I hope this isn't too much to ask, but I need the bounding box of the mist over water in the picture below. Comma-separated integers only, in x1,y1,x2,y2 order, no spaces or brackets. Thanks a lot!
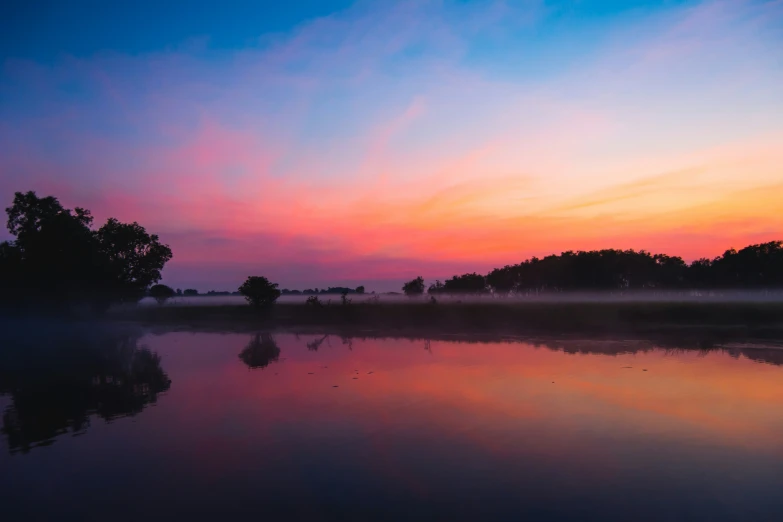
140,290,783,307
2,324,782,521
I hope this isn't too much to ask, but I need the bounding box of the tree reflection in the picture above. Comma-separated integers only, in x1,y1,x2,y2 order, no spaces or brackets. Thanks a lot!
0,324,171,454
317,329,783,367
306,335,329,352
239,333,280,369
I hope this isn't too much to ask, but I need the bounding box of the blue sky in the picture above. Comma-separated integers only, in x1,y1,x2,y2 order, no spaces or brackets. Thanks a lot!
3,1,695,60
3,0,355,59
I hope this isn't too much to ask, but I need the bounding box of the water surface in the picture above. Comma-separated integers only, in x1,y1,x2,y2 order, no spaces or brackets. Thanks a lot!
2,328,782,521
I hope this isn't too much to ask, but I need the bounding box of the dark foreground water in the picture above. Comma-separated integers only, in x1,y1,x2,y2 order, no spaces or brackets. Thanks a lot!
2,326,783,521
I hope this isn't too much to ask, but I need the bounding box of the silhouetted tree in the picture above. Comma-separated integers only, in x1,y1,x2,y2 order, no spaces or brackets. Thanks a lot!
149,284,175,305
3,192,101,310
710,241,783,288
238,333,280,369
238,276,281,308
306,295,323,307
95,218,173,305
402,276,425,296
0,191,172,313
486,266,517,296
443,273,488,294
0,240,23,301
356,285,365,294
688,258,716,289
183,289,198,296
428,280,445,294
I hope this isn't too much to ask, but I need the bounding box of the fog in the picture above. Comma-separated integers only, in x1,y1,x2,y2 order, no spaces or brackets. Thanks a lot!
138,289,783,307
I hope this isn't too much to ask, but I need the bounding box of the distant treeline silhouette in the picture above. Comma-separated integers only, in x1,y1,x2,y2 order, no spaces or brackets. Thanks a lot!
0,191,172,313
157,287,369,298
406,242,783,296
282,286,365,295
2,191,781,310
168,289,238,297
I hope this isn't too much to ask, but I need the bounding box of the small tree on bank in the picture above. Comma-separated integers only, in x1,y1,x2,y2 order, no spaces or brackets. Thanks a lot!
428,280,444,294
149,284,175,305
238,276,281,308
402,276,425,297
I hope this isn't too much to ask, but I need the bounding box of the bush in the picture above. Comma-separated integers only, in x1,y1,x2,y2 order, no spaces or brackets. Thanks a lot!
149,284,176,305
238,276,281,308
402,276,425,297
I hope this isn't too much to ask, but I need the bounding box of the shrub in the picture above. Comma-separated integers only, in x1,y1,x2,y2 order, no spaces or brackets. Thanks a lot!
238,276,281,308
149,284,176,305
402,276,425,297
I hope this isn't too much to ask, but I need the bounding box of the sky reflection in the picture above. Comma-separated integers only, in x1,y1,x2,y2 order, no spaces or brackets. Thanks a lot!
2,330,782,520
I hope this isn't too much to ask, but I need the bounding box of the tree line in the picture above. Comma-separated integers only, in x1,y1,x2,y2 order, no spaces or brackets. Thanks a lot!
2,191,781,311
403,242,783,296
282,286,365,295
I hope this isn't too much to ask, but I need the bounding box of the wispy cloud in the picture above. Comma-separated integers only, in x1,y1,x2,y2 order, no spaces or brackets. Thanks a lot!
0,0,781,288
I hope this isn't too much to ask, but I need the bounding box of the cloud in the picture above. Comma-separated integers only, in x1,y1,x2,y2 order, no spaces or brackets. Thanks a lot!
0,0,781,287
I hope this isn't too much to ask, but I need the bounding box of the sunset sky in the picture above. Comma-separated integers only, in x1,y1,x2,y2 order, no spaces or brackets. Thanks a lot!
1,0,782,291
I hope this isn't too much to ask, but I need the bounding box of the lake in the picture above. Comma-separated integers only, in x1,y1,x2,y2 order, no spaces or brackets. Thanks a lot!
2,325,783,521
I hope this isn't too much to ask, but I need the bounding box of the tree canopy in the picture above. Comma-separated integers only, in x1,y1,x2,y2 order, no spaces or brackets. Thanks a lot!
430,242,783,296
402,276,425,296
149,284,176,305
238,276,282,308
0,191,172,313
439,273,489,294
96,218,173,304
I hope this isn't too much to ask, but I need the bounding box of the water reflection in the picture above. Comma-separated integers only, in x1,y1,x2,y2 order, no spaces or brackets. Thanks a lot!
292,331,783,367
306,334,329,352
2,327,783,521
238,333,280,369
0,323,170,454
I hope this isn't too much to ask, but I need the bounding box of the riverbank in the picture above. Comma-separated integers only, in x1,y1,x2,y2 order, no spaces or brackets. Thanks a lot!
114,300,783,336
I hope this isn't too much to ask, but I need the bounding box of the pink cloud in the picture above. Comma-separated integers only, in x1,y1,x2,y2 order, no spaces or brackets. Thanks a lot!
1,0,781,288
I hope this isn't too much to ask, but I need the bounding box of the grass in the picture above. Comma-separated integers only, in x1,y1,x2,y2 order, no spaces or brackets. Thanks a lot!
115,299,783,336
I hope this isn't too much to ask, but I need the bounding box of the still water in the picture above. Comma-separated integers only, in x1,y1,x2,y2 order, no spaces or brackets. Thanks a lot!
2,326,783,521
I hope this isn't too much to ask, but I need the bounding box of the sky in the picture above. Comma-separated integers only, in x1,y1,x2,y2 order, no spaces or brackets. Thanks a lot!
1,0,782,291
